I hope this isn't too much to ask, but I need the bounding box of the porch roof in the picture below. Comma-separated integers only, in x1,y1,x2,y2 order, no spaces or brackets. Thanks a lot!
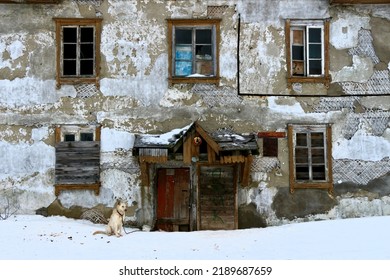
133,121,258,154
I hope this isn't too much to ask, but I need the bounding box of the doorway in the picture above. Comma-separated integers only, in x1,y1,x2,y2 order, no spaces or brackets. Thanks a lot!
156,168,190,231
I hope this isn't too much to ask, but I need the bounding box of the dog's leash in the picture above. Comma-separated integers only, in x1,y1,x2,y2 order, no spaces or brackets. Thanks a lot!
123,226,141,234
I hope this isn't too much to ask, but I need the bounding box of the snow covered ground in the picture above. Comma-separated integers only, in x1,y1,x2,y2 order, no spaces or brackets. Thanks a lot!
0,214,389,260
0,215,389,279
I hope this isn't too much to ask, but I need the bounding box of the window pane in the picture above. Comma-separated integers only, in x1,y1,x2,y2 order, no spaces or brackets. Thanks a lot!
195,61,213,75
296,133,307,146
292,29,304,45
80,60,94,75
309,28,321,43
196,45,212,59
63,27,77,43
63,60,76,75
80,27,94,43
64,134,75,142
63,44,77,59
196,29,212,44
176,29,192,44
309,44,322,59
80,44,94,59
309,60,322,75
312,149,325,163
292,45,304,60
292,61,304,76
296,166,309,180
175,61,192,76
312,165,326,180
311,132,324,147
80,133,93,141
176,45,192,60
295,148,308,163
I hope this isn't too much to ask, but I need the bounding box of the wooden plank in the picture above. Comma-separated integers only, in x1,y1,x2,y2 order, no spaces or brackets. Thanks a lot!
55,141,100,185
140,162,149,187
288,124,295,193
195,123,220,155
55,183,100,196
55,127,61,143
258,131,286,138
198,165,236,230
241,155,252,187
207,143,216,163
326,124,334,194
183,134,193,164
56,141,100,148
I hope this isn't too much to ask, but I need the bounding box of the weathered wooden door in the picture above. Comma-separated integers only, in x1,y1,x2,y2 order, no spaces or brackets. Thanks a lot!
198,165,237,230
156,168,190,231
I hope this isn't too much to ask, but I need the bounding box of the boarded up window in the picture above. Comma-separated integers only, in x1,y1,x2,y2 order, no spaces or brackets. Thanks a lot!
54,126,100,195
55,141,100,185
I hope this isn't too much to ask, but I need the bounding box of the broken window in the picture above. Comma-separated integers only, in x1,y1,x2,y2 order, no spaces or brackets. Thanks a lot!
288,124,333,194
285,19,330,88
54,125,101,196
54,18,102,88
167,19,220,85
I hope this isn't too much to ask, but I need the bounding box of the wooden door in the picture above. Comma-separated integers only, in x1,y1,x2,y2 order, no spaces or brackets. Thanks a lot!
198,165,237,230
156,168,190,231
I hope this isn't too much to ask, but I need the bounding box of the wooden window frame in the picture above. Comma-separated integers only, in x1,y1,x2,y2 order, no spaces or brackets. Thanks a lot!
54,125,101,196
54,18,102,89
167,19,221,85
285,19,330,88
288,124,333,194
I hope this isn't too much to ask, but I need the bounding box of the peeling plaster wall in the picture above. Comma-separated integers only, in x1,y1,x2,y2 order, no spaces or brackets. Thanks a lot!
0,0,389,228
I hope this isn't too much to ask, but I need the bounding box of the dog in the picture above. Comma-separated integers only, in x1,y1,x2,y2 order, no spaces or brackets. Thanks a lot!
93,199,127,237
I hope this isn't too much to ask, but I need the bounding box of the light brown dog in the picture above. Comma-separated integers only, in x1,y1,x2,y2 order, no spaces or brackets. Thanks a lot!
93,199,127,237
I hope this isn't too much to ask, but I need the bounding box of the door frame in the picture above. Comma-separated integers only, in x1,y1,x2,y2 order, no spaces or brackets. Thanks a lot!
196,163,238,230
155,167,192,231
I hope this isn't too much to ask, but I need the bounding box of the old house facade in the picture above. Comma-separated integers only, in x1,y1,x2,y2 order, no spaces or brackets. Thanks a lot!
0,0,389,230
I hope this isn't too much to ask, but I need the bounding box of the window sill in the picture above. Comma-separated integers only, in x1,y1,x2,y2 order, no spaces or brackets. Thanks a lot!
287,76,331,89
169,76,220,85
56,77,100,89
290,181,333,194
54,183,101,196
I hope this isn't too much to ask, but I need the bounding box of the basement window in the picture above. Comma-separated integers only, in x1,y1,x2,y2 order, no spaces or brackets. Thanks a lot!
285,19,330,88
167,19,220,85
54,18,102,89
54,125,101,196
288,124,333,194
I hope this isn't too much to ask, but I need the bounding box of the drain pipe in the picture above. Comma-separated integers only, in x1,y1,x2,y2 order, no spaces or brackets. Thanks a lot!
237,13,241,96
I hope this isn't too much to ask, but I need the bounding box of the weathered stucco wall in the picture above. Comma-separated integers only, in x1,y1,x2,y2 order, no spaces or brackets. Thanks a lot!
0,0,389,228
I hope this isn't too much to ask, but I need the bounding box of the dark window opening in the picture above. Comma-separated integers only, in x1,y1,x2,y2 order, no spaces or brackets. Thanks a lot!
263,137,278,157
80,132,94,141
294,131,326,182
62,26,94,77
64,134,75,142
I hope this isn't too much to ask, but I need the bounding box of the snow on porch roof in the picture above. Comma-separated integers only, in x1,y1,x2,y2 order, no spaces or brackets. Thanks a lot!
134,123,194,149
134,122,259,153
